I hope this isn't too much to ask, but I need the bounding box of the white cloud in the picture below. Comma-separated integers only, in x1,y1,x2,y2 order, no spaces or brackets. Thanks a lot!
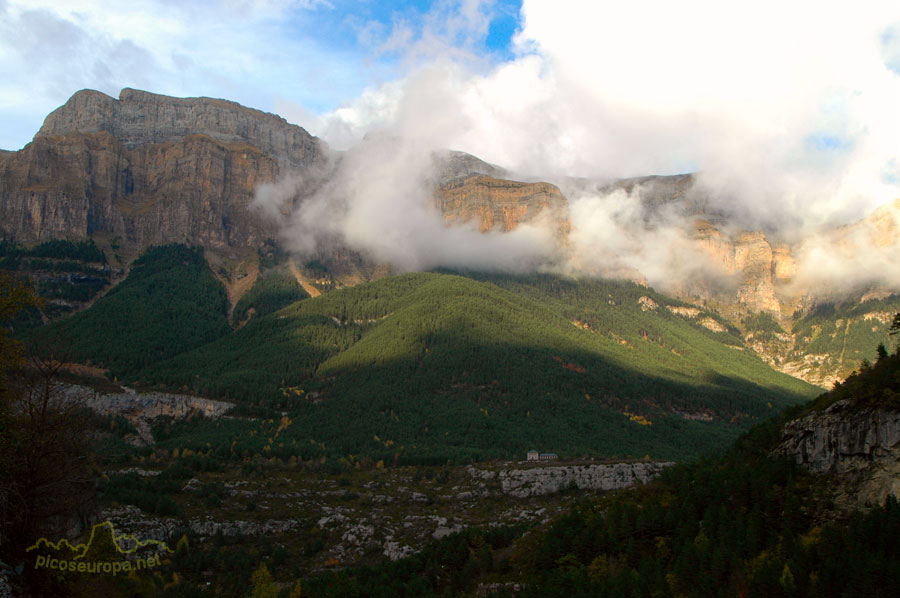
286,0,900,291
257,63,559,272
788,200,900,297
314,0,900,235
564,187,727,293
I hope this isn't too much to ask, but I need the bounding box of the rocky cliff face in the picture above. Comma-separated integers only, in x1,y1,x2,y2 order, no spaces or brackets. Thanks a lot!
434,174,570,239
0,90,812,314
730,202,900,387
587,175,900,388
778,400,900,509
1,91,567,283
37,88,320,165
693,225,787,313
578,173,797,316
0,88,327,256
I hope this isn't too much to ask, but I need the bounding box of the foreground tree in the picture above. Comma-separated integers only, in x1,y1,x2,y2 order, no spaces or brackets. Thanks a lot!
0,271,39,394
0,273,97,591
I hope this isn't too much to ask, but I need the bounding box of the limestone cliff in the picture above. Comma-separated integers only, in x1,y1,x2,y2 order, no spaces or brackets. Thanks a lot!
583,174,794,316
736,202,900,387
693,224,792,314
3,89,896,391
586,175,900,388
37,88,319,165
777,400,900,510
62,383,234,445
434,174,570,239
0,88,327,256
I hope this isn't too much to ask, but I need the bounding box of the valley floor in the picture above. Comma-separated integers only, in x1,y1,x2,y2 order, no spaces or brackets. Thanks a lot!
99,458,671,581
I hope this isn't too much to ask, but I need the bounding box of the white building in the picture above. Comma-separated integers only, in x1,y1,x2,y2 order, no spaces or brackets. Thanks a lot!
526,450,558,461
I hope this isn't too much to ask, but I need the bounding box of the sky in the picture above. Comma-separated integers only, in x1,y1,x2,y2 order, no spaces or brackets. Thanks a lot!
2,0,900,292
0,0,521,151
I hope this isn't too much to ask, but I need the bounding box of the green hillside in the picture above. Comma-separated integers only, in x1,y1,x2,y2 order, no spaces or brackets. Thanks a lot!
130,267,816,462
26,243,821,461
35,244,230,377
303,342,900,597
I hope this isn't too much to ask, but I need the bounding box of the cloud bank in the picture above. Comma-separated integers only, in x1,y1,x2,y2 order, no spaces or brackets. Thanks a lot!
308,1,900,227
269,0,900,300
255,70,559,273
789,200,900,298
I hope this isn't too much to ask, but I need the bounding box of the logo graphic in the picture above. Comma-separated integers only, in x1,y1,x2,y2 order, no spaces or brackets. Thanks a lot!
26,521,172,576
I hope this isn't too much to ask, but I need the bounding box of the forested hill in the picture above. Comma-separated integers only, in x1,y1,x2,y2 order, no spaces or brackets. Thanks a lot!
35,244,231,375
29,244,819,462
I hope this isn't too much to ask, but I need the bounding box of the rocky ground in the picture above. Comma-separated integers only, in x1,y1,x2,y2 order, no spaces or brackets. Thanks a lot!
101,459,672,573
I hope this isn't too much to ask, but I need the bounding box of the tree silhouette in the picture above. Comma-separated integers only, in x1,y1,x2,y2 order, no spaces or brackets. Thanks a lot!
890,312,900,336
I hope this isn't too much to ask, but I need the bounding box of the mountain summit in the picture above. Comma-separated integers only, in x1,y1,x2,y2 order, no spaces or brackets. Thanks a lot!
0,89,327,255
37,88,321,164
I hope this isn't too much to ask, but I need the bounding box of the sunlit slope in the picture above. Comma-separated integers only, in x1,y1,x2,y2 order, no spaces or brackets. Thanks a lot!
136,271,818,461
466,272,815,399
789,295,900,386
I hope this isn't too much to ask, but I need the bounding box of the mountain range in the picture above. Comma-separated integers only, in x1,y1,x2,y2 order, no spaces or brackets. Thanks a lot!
2,88,897,391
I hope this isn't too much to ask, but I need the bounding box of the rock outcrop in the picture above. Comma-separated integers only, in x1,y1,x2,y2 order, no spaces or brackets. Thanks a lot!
98,505,303,544
85,388,234,420
692,223,792,314
467,462,674,498
62,383,233,445
63,383,232,419
777,400,900,509
97,458,667,571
